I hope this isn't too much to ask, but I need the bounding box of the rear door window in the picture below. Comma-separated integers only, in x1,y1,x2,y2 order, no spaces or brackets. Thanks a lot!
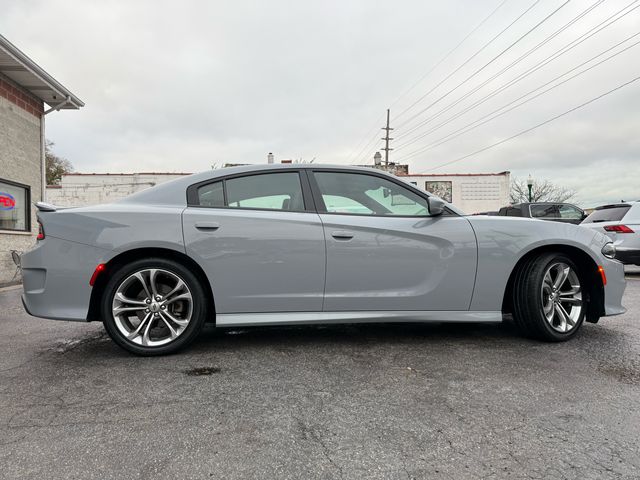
225,172,305,211
583,206,630,223
197,181,225,207
530,204,559,219
558,205,584,220
194,172,306,211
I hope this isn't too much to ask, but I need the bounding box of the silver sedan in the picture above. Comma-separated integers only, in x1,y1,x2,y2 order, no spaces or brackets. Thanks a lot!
21,164,626,355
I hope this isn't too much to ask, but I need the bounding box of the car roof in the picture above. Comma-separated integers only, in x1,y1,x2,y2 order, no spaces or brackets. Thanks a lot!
117,163,465,212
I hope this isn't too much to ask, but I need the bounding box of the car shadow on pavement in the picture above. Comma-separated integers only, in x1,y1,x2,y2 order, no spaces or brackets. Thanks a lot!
43,316,628,362
190,319,528,352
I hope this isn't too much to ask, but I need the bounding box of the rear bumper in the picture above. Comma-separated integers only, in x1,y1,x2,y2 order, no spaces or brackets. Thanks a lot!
21,236,111,322
615,247,640,265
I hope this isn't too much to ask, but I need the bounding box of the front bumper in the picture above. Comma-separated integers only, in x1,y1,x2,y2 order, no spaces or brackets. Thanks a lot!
615,247,640,266
601,256,626,316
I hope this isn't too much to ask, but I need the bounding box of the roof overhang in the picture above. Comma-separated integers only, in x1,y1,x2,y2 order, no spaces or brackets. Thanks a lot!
0,34,83,110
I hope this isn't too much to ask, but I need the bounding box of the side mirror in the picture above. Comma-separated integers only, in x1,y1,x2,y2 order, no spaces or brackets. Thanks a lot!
428,197,445,216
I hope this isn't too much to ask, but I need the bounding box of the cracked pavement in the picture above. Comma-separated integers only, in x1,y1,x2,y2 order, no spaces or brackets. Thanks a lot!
0,268,639,479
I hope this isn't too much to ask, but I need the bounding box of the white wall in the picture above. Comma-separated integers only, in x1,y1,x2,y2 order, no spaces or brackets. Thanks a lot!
47,173,189,207
400,173,510,214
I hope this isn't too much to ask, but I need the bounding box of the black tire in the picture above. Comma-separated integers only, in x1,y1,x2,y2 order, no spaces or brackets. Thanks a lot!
101,257,208,356
512,253,586,342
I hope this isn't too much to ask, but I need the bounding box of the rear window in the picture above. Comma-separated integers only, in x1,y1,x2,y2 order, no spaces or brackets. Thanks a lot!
583,205,630,223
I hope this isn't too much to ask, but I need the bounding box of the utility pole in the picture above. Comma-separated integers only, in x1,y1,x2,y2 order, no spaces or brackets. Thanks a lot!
381,108,393,166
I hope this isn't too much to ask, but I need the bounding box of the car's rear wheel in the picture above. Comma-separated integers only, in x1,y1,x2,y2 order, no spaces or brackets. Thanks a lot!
101,258,208,355
512,253,586,341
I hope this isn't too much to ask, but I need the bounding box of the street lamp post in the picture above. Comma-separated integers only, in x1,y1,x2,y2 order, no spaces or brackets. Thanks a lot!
527,174,534,202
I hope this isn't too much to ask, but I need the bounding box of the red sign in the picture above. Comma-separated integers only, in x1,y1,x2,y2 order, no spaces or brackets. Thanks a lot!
0,192,16,210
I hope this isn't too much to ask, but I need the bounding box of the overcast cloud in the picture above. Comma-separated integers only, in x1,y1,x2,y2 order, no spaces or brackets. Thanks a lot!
2,0,639,206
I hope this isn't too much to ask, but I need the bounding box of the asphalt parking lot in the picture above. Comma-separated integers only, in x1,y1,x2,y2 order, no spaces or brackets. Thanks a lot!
1,269,639,480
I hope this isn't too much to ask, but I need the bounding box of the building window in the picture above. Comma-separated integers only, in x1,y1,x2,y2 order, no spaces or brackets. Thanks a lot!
425,181,453,203
0,179,31,232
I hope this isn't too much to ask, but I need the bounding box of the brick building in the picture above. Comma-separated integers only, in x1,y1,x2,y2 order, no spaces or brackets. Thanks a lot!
0,35,83,285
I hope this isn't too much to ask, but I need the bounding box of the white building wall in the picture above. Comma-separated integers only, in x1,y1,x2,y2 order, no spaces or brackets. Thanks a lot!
47,173,190,207
400,172,510,214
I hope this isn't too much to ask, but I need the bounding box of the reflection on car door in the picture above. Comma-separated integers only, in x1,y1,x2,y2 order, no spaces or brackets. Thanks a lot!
310,170,478,312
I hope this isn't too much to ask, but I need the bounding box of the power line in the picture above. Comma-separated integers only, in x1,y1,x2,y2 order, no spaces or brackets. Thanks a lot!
420,74,640,172
394,0,640,152
395,0,605,143
395,31,640,162
389,0,511,114
348,0,511,163
394,0,568,130
393,0,543,123
348,113,386,163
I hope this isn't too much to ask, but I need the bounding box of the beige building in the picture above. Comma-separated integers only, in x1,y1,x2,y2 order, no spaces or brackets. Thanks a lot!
0,35,83,285
399,172,511,214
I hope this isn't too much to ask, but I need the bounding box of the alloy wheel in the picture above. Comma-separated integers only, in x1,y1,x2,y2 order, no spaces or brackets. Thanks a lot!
540,262,583,333
112,268,193,346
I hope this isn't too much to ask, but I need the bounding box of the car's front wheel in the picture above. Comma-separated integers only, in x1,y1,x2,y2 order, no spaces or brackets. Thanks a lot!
101,258,208,355
512,253,586,341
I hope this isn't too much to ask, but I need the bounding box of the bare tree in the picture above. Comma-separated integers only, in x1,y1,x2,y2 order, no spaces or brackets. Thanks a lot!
510,177,576,204
45,140,74,185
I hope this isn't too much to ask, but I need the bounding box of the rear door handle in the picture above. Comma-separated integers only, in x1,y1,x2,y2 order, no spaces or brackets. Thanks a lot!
194,221,220,231
331,231,354,240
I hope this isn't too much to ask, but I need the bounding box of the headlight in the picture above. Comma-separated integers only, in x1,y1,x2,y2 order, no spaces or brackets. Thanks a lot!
601,242,616,259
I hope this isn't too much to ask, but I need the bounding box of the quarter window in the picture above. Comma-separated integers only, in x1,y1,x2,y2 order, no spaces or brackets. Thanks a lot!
0,179,30,232
313,172,430,216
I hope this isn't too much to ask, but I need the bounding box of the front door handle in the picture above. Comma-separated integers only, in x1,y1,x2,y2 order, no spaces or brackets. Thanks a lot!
331,231,354,240
194,221,220,231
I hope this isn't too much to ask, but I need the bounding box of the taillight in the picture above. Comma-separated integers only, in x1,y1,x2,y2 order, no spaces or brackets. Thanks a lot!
37,220,45,240
603,225,634,233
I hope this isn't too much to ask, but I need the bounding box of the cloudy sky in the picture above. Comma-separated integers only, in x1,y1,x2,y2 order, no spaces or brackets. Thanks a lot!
2,0,639,206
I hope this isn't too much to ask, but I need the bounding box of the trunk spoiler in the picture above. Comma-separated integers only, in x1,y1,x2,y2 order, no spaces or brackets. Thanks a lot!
35,201,63,212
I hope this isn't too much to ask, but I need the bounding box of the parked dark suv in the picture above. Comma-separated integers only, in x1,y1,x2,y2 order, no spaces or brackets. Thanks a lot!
496,203,586,225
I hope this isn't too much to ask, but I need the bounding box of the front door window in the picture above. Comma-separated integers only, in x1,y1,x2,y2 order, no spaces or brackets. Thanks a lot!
313,172,430,216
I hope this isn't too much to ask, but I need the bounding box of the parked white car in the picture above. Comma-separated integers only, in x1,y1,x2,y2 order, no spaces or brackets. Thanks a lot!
582,201,640,266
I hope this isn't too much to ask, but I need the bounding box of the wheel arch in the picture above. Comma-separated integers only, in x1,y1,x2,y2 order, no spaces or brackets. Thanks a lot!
87,247,215,322
501,244,604,323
